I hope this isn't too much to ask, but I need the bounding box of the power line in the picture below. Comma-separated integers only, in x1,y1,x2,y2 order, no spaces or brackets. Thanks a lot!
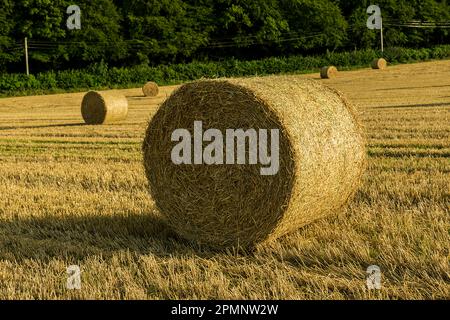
384,20,450,28
16,19,446,54
206,33,326,49
0,46,23,53
205,26,359,47
24,27,342,47
19,30,330,52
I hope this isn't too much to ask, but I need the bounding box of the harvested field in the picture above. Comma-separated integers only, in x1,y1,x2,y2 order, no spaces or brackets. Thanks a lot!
0,61,449,299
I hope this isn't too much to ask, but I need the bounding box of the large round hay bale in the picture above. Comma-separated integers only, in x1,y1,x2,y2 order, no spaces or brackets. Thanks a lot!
142,81,159,97
320,66,338,79
81,91,128,125
371,58,387,70
143,76,366,249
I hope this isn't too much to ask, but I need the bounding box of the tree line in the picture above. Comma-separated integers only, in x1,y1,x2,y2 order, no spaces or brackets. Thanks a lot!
1,0,449,73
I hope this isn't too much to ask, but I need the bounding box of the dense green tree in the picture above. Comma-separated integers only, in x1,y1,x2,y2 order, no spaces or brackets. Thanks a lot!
1,0,125,71
206,0,289,56
280,0,348,53
0,0,20,72
341,0,450,49
64,0,126,65
0,0,449,73
121,0,213,64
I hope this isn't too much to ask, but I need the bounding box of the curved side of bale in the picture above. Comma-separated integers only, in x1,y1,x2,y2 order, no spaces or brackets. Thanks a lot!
372,58,387,70
142,76,366,248
227,77,366,243
320,66,338,79
143,81,159,97
81,91,128,125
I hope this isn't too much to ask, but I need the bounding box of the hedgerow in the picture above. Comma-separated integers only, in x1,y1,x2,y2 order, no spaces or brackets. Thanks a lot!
1,45,450,96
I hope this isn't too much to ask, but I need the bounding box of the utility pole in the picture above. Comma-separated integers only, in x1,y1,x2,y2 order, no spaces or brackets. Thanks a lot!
24,37,29,76
367,5,384,52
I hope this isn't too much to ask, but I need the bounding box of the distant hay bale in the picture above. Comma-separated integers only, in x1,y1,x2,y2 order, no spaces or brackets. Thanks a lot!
81,91,128,125
142,76,366,249
372,58,387,70
320,66,338,79
142,81,159,97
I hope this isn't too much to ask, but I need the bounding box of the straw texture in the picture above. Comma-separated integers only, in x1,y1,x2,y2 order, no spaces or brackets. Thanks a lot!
143,82,159,97
372,58,387,70
81,91,128,125
143,76,366,248
320,66,338,79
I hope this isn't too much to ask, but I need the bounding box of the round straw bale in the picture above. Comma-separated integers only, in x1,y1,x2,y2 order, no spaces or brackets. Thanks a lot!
142,76,366,249
81,91,128,125
142,81,159,97
320,66,338,79
371,58,387,70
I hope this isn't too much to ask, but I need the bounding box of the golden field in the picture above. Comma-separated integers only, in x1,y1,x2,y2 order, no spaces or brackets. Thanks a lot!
0,60,448,299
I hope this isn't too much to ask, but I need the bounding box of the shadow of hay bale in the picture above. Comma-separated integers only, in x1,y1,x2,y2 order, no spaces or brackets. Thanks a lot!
0,123,87,131
0,211,259,263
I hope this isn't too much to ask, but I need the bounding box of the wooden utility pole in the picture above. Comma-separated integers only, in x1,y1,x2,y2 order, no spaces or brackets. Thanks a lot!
24,37,29,76
380,18,384,52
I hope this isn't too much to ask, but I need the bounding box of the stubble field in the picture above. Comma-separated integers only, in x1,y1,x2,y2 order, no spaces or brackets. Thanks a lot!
0,60,449,299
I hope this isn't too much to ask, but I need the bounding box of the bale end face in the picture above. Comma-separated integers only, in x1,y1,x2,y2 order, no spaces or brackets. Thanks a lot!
320,66,338,79
372,58,387,70
81,91,128,125
143,82,159,97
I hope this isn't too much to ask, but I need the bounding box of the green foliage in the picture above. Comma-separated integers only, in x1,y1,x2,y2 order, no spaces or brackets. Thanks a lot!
121,0,213,64
279,0,348,51
1,45,449,96
1,0,449,73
